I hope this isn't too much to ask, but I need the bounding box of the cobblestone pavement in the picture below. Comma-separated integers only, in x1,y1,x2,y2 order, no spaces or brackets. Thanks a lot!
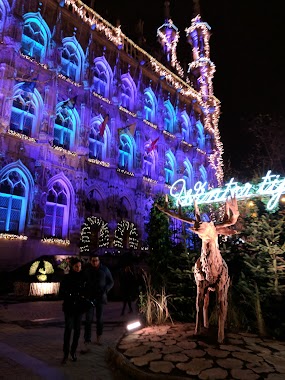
1,300,285,380
0,300,132,379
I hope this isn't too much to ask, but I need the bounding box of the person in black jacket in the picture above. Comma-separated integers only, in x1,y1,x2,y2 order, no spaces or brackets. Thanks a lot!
119,265,136,315
83,254,114,347
60,257,88,364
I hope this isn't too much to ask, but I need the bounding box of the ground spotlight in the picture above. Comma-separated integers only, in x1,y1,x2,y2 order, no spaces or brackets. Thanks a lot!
126,320,142,332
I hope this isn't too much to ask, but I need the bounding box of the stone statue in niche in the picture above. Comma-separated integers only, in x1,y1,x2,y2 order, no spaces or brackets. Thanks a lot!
156,196,240,343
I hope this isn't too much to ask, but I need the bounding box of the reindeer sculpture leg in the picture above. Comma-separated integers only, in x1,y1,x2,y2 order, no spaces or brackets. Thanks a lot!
217,273,230,343
195,284,205,336
203,289,210,329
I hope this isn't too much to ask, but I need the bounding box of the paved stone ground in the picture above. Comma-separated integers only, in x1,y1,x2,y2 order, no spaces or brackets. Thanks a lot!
1,300,285,379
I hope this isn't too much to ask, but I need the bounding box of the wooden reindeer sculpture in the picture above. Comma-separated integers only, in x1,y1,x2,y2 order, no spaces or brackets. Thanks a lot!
156,196,239,343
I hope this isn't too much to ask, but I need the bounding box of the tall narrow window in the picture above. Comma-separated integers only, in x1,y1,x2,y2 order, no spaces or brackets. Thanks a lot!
165,153,174,185
61,44,79,81
118,134,132,170
144,90,156,122
53,107,74,150
0,171,26,234
10,92,36,137
89,121,105,160
21,14,50,62
43,181,68,238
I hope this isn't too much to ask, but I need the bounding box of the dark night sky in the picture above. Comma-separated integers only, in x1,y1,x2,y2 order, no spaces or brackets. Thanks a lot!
91,0,284,171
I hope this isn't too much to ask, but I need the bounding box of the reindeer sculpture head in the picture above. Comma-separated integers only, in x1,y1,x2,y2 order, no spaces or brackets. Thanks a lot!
156,196,239,343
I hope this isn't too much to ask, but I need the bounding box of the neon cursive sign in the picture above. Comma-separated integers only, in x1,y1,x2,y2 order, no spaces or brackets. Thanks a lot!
170,171,285,211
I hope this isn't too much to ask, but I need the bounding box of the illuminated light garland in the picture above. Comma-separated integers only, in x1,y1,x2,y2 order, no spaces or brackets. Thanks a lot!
20,53,48,69
116,168,135,177
57,73,81,87
118,106,137,118
51,145,77,156
80,216,109,253
157,19,184,78
7,130,36,142
29,282,60,296
0,233,28,240
88,158,110,167
196,148,206,155
143,176,158,184
92,91,112,104
113,220,139,249
163,130,176,139
143,119,158,129
165,184,172,189
41,237,70,246
64,0,123,47
181,141,193,148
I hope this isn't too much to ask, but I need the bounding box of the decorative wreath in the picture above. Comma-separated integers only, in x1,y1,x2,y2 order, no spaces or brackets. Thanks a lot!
113,220,139,249
80,216,109,254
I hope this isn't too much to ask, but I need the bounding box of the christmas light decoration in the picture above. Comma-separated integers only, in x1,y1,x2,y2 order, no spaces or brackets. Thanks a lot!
20,53,48,69
143,119,158,130
7,130,36,142
29,282,60,296
114,220,139,249
29,260,54,282
80,216,109,253
88,158,110,167
116,168,135,177
143,176,158,184
163,130,176,139
92,91,112,104
119,106,137,118
51,145,77,156
57,73,81,87
169,170,285,212
41,237,70,246
0,233,28,240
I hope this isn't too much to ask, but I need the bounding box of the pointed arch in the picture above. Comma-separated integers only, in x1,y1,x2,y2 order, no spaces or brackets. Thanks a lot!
118,133,136,171
60,35,85,82
89,114,110,161
21,12,51,62
0,160,34,234
164,99,176,134
43,173,74,239
114,220,139,249
199,165,208,184
183,158,194,189
10,83,43,137
196,120,205,150
144,87,157,123
165,150,176,185
121,72,137,111
92,56,113,98
54,101,80,150
180,110,191,142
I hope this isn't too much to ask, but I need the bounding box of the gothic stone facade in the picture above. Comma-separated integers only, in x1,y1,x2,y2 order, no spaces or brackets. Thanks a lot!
0,0,223,270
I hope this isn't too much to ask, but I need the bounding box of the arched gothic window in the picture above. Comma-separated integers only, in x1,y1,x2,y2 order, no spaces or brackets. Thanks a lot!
183,159,194,190
54,106,76,151
196,120,205,150
118,134,133,171
0,170,28,234
121,74,136,111
21,13,50,62
60,37,84,82
181,111,191,142
43,181,69,239
164,100,176,134
10,92,36,136
165,152,175,185
144,89,156,122
0,0,9,38
89,116,109,160
92,57,113,98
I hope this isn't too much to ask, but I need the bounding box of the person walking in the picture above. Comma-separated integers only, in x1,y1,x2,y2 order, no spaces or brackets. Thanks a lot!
119,265,136,315
60,257,88,364
83,254,114,347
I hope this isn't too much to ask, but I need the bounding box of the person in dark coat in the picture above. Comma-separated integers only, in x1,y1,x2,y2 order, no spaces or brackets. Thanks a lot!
60,257,88,364
83,254,114,347
119,265,136,315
